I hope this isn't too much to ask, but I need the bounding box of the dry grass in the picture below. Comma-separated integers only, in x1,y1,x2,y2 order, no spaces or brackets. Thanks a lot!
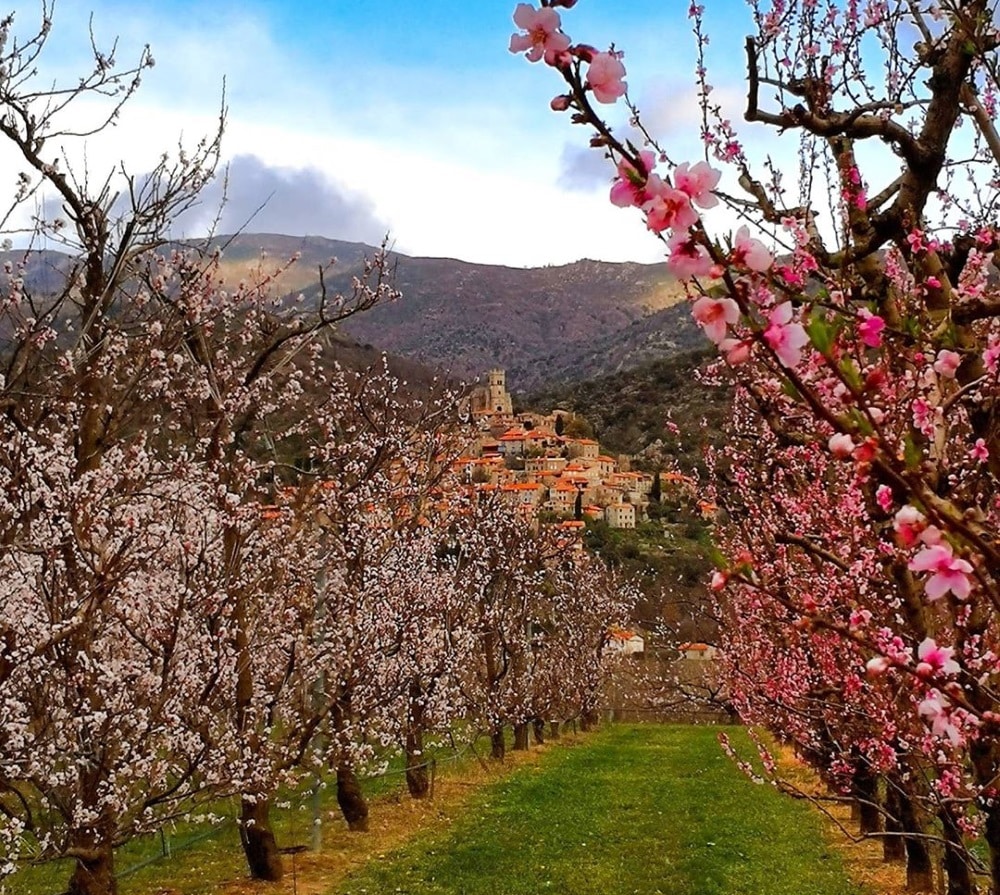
776,748,915,895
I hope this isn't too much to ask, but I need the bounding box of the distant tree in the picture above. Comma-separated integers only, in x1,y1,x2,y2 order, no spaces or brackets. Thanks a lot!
650,471,662,503
564,415,595,439
555,414,565,436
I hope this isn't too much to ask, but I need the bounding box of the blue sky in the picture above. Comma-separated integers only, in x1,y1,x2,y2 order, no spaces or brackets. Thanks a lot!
6,0,759,266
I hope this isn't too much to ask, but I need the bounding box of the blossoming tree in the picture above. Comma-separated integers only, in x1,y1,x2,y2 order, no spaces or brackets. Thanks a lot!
511,2,1000,891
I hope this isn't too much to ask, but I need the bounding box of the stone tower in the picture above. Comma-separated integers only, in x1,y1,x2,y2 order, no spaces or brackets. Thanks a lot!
486,368,513,415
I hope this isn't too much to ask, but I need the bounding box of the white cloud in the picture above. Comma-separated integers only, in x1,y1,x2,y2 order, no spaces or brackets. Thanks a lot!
0,1,757,267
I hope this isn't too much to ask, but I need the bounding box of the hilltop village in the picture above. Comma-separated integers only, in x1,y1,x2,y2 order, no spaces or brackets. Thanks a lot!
458,369,684,533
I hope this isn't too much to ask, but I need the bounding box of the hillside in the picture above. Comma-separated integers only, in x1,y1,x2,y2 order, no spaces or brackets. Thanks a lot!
525,348,733,475
192,234,700,390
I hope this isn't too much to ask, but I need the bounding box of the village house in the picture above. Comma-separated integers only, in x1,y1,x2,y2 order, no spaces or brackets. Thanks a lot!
501,481,545,512
678,642,718,661
604,501,636,529
525,455,567,476
566,437,600,459
608,627,645,656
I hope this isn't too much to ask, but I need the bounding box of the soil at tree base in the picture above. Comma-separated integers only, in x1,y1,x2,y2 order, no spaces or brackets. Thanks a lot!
776,747,911,895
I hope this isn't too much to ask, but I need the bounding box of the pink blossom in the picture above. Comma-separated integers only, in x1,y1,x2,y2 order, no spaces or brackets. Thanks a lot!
710,570,728,591
674,161,720,209
933,349,961,378
916,637,961,677
642,175,698,232
763,302,809,368
984,338,1000,374
912,397,934,437
731,226,772,272
610,151,655,208
719,337,751,365
509,4,571,64
865,656,891,676
666,231,713,279
828,433,855,459
849,608,872,630
876,484,893,512
970,438,989,462
857,310,885,348
908,542,973,601
692,295,739,343
586,51,627,104
918,691,964,747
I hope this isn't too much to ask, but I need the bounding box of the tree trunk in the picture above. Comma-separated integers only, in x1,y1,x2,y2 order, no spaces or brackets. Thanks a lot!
490,727,505,760
580,709,598,731
981,802,1000,895
513,722,529,751
970,739,1000,895
405,681,430,799
941,807,972,895
67,837,116,895
850,760,881,835
239,796,283,882
336,764,369,831
405,728,429,799
882,783,907,863
532,717,545,745
894,784,933,893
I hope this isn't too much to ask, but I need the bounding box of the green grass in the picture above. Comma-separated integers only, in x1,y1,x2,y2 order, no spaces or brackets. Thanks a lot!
339,725,869,895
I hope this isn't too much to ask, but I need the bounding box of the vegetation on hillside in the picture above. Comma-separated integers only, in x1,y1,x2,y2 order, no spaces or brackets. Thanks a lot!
524,347,732,475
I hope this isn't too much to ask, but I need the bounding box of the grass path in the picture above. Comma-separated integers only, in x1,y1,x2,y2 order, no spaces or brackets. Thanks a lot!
337,725,870,895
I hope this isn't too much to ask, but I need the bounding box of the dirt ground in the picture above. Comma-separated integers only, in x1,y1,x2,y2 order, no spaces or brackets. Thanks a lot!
777,749,919,895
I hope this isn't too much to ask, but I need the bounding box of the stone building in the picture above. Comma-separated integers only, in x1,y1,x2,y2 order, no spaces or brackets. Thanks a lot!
469,368,513,416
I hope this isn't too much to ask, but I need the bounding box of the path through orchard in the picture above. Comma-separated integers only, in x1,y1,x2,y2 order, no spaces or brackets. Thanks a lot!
334,725,877,895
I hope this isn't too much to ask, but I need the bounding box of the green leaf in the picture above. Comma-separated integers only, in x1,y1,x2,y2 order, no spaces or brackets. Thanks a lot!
838,358,863,392
903,434,923,470
781,377,803,401
849,408,874,437
805,315,834,356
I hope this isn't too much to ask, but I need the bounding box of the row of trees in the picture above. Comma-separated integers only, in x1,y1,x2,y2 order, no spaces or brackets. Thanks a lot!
512,0,999,892
0,10,635,894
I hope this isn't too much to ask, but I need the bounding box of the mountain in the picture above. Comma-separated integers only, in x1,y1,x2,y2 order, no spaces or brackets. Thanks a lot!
4,233,706,390
200,234,702,390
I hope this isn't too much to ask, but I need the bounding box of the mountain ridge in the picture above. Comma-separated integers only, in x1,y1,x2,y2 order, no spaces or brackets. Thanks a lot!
3,232,705,390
